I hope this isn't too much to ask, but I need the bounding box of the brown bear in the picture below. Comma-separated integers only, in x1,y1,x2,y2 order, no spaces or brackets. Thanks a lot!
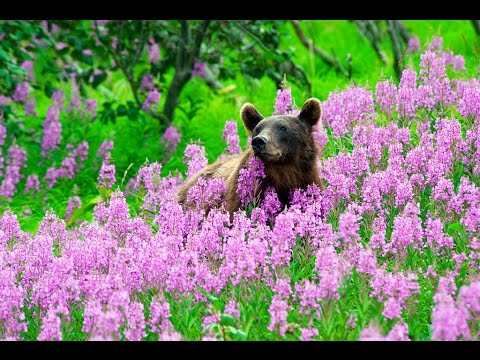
177,97,324,215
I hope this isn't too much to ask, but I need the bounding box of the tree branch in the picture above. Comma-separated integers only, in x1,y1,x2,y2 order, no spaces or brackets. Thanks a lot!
93,21,167,124
395,20,413,43
291,20,349,77
354,20,387,64
386,20,404,79
192,20,211,60
472,20,480,36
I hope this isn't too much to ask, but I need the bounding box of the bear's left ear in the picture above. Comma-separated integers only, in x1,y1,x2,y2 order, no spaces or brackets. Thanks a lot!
298,98,322,127
240,103,264,134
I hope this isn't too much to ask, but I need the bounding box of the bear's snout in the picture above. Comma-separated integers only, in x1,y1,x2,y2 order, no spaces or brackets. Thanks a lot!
252,136,267,156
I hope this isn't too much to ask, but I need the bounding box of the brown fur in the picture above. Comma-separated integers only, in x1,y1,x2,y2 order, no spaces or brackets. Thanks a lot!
177,98,325,217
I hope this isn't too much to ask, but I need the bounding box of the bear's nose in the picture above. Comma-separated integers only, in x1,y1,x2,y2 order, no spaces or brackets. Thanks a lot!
252,136,267,155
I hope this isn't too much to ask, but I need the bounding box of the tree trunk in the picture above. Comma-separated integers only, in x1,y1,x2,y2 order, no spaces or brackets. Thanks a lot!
162,71,190,125
473,20,480,35
386,20,404,79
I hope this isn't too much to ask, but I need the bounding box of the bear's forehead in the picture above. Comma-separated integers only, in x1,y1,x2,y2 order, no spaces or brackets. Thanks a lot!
258,115,298,125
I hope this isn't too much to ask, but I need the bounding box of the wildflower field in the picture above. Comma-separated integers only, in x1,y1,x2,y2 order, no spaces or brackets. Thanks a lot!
1,20,480,341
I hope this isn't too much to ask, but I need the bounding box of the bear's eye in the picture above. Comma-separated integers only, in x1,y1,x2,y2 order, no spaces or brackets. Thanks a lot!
280,125,287,132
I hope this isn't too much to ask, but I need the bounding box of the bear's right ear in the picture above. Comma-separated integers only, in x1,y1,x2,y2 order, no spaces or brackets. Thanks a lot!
240,103,264,134
299,98,322,127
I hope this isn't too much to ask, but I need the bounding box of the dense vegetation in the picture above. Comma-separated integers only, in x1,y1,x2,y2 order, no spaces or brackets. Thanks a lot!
0,20,479,341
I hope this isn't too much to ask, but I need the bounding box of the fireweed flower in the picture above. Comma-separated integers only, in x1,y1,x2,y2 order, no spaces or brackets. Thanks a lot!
237,156,266,208
431,282,470,341
0,95,12,106
183,143,208,179
370,269,420,320
13,82,29,103
24,174,40,194
375,80,397,115
149,42,160,64
41,105,62,158
51,90,65,109
84,99,98,117
300,327,318,341
0,145,27,200
192,61,206,78
267,295,290,336
162,125,181,159
21,60,34,82
274,87,292,115
140,74,154,91
65,196,82,222
429,36,443,51
97,140,113,161
407,37,420,54
396,69,417,120
98,154,116,188
222,121,241,155
323,86,375,136
142,88,160,111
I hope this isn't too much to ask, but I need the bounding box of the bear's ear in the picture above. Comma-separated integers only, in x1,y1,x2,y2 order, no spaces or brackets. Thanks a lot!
240,103,264,134
298,98,322,127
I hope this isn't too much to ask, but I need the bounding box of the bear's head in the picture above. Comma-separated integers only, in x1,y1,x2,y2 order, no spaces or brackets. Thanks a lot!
240,98,322,165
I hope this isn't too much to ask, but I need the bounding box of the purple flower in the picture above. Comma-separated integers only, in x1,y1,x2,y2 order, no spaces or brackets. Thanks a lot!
300,327,318,341
41,105,62,158
142,88,160,112
161,125,181,159
149,42,160,64
370,269,420,320
44,167,59,189
192,61,206,78
140,74,154,92
24,97,37,117
37,309,62,341
125,302,146,341
65,196,82,222
376,80,397,116
51,90,65,109
431,283,470,341
56,42,68,51
407,37,420,54
429,36,443,51
0,145,27,200
183,143,208,179
0,95,12,106
261,186,282,221
451,55,466,72
21,60,35,82
13,83,29,103
396,69,417,119
237,156,265,208
274,87,292,115
222,121,241,155
97,140,113,161
186,176,226,210
98,154,116,188
267,295,290,336
24,174,40,194
84,99,98,117
323,86,374,136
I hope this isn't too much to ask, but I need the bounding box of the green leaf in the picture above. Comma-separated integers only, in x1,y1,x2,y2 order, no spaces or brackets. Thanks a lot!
228,327,247,341
220,314,236,327
447,222,463,234
206,293,219,303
